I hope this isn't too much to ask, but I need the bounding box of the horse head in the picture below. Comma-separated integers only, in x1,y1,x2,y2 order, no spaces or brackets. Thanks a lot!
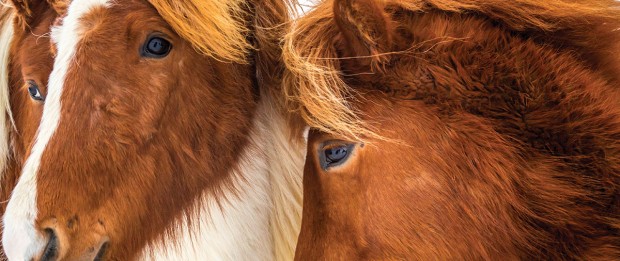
286,0,620,259
3,0,304,260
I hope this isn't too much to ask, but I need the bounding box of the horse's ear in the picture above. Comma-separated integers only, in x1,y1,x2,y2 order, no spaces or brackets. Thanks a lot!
46,0,67,16
8,0,44,28
8,0,63,29
334,0,393,65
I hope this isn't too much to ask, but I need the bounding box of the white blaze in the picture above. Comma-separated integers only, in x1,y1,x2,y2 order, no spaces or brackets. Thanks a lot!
0,9,16,185
2,0,110,259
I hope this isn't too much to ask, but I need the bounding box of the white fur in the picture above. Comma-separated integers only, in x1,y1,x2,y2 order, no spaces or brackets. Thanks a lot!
2,0,111,260
263,94,306,261
0,8,15,187
139,94,305,261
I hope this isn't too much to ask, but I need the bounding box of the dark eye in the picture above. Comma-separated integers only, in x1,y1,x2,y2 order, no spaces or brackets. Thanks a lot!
142,36,172,58
27,80,44,101
319,142,355,170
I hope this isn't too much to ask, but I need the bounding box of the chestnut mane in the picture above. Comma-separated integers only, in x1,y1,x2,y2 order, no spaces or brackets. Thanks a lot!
148,0,297,64
148,0,251,63
283,0,620,140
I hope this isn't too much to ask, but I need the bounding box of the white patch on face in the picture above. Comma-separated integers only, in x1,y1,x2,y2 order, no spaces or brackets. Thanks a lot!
2,0,110,259
0,10,15,182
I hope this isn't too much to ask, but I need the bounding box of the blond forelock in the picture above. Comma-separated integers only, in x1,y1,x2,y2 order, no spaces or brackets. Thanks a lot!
148,0,253,63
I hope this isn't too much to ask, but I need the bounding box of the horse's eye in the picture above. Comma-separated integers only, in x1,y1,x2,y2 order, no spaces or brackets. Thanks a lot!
142,36,172,58
27,80,44,101
319,142,355,170
326,146,348,162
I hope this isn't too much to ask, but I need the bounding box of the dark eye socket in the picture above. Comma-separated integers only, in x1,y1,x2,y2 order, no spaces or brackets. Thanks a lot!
27,80,44,101
141,35,172,58
319,142,355,170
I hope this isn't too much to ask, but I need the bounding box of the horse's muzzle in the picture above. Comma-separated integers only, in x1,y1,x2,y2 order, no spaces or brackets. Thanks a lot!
38,228,109,261
40,229,59,261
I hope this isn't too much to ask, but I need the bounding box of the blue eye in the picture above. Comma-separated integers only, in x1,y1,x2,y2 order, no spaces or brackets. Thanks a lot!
27,80,44,101
142,36,172,58
325,146,348,163
319,142,355,170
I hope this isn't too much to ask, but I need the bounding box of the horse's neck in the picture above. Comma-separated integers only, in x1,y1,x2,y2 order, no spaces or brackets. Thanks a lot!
140,92,305,261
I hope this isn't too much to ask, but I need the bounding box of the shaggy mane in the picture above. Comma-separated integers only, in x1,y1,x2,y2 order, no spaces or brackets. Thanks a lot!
283,0,620,140
148,0,299,64
147,0,252,63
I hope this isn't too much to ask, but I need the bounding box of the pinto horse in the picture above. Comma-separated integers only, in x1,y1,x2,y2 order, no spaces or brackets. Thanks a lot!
2,0,305,260
284,0,620,259
0,0,62,257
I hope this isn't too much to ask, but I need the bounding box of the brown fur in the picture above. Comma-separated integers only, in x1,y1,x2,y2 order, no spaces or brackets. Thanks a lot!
9,0,65,29
17,0,299,260
0,0,56,258
286,0,620,259
283,0,620,141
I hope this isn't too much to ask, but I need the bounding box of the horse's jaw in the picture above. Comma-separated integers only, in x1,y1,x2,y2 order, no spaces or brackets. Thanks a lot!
138,93,305,261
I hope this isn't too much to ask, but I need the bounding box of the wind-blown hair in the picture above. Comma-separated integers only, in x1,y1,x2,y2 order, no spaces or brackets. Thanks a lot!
283,0,620,141
148,0,251,63
148,0,296,64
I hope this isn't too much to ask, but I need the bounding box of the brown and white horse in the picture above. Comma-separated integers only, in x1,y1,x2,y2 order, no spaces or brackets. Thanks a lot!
3,0,305,260
0,0,62,257
284,0,620,259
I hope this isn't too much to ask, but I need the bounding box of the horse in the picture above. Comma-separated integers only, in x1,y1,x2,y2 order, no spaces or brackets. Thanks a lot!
0,0,62,257
2,0,306,260
284,0,620,259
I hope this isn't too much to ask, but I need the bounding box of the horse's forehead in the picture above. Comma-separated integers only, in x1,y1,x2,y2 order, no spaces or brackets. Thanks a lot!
50,0,111,45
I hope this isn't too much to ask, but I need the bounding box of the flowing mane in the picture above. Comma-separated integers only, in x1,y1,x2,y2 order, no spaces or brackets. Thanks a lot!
283,0,620,140
0,4,15,181
148,0,298,64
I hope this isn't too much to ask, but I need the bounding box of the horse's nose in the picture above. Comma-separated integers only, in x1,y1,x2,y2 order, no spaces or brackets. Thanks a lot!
41,229,59,261
38,228,109,261
93,241,109,261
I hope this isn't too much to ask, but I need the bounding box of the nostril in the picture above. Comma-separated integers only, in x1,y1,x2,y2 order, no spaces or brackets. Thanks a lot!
41,229,59,261
93,241,109,261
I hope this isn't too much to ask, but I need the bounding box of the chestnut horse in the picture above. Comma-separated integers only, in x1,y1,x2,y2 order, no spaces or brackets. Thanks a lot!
0,0,62,258
284,0,620,259
2,0,305,260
